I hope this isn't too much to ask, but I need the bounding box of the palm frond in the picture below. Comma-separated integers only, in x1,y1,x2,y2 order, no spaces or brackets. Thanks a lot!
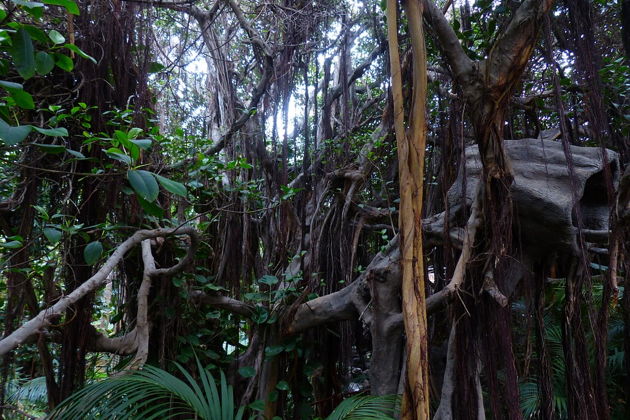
325,394,400,420
48,364,243,420
7,376,48,406
519,381,540,419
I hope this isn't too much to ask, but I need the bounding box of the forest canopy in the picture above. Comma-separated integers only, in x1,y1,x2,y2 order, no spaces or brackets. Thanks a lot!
0,0,629,419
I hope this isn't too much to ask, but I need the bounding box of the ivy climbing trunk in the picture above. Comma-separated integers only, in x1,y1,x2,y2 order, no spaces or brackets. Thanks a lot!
387,0,430,418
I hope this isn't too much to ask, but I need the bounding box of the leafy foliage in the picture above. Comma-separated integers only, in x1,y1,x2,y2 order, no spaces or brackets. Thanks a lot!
323,394,400,420
48,360,245,420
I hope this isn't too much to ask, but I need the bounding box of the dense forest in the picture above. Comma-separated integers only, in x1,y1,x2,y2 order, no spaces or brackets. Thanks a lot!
0,0,629,418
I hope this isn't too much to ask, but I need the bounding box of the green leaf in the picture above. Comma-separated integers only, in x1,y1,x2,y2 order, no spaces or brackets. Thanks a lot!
66,148,85,158
136,194,164,218
258,275,279,286
11,28,35,79
153,173,187,198
41,0,79,15
35,51,55,75
325,395,400,420
0,80,23,90
53,53,73,71
32,205,49,220
0,119,31,145
104,149,132,165
48,29,65,44
128,127,142,139
22,25,48,43
64,44,96,63
9,88,34,109
128,170,159,202
238,367,256,378
251,306,269,324
0,240,22,248
31,126,68,136
148,62,165,73
130,138,152,149
276,380,289,391
34,143,66,154
43,227,62,244
264,345,284,357
249,400,266,411
83,241,103,265
113,129,131,148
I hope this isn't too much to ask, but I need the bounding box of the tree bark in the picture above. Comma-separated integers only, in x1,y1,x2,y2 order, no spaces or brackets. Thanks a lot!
388,0,430,417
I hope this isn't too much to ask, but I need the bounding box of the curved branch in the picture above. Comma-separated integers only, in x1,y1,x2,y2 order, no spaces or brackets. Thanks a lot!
0,226,198,357
287,284,359,334
422,0,474,83
190,292,256,317
426,185,483,312
486,0,554,88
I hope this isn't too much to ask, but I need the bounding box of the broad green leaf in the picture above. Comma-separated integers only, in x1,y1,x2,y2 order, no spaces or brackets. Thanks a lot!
41,0,79,15
0,119,31,145
128,127,142,139
148,62,165,73
31,126,68,136
0,240,22,248
64,44,96,63
258,274,279,286
47,29,65,44
104,149,131,165
128,169,159,202
238,367,256,378
9,88,34,109
128,143,139,161
0,80,23,90
153,173,187,198
11,28,35,79
113,130,131,148
22,25,47,43
53,53,73,71
83,241,103,265
35,51,54,75
34,143,66,154
136,194,163,218
249,400,266,411
43,227,62,244
130,138,152,149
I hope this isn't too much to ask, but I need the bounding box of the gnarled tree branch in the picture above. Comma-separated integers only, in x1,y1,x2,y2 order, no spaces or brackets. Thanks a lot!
0,226,198,357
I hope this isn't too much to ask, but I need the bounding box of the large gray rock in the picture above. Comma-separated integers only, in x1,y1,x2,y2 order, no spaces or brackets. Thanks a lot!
433,138,620,255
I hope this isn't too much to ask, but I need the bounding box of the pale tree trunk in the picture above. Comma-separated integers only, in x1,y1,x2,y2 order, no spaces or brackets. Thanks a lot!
387,0,430,418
